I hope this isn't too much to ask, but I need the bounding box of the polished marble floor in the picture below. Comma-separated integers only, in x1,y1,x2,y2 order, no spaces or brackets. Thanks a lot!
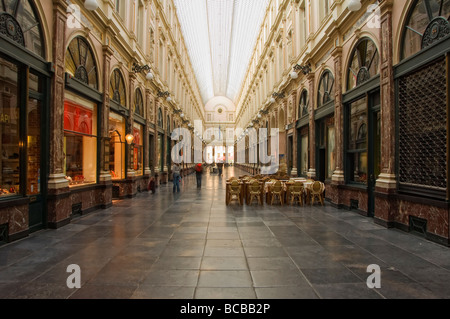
0,167,449,299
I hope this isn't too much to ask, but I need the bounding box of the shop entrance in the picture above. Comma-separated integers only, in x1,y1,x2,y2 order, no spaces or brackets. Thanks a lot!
0,57,48,233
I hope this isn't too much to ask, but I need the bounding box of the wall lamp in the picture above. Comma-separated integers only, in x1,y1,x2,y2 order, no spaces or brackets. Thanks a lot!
290,63,311,79
132,63,154,80
117,110,135,145
270,92,285,103
84,0,99,11
348,0,362,11
158,91,172,102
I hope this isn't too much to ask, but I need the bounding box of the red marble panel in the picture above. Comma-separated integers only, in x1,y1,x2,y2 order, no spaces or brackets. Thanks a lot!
397,200,449,238
0,204,28,236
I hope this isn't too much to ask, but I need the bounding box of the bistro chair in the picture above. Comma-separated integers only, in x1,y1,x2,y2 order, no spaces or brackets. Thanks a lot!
310,181,325,206
248,180,262,205
227,179,243,206
289,181,305,206
270,180,284,205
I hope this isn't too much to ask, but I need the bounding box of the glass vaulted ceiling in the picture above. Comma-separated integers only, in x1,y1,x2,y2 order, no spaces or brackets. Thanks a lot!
173,0,270,105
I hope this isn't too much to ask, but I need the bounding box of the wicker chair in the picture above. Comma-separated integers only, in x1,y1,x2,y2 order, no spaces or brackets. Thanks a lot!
289,181,305,206
270,180,284,205
310,181,325,206
227,180,243,205
248,180,262,205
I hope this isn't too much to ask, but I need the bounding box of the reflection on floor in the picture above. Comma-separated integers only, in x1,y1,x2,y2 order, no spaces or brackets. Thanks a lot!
0,167,449,299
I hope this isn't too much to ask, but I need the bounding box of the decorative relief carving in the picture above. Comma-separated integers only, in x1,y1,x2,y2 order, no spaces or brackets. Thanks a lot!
0,13,24,46
422,17,450,49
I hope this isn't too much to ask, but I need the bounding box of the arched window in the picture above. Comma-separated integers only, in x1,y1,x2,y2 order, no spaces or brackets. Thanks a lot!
65,36,98,89
317,70,335,107
401,0,450,60
158,108,163,127
347,38,380,90
298,89,309,118
110,69,126,107
0,0,45,57
134,88,144,117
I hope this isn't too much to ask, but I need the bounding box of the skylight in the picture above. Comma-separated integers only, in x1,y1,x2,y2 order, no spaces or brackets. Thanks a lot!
174,0,270,105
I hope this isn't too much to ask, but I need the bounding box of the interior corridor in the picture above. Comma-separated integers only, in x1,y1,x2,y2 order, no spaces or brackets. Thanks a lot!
0,167,449,299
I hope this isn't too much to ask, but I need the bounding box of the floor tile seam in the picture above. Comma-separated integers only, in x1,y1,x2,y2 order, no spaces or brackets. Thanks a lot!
325,237,436,296
311,208,450,270
263,216,329,300
235,221,261,298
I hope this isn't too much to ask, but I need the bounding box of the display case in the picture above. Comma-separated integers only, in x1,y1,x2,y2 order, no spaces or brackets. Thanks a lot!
1,123,20,197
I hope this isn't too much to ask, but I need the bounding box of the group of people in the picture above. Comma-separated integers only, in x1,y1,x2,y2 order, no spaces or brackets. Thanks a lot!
171,162,205,193
171,162,225,193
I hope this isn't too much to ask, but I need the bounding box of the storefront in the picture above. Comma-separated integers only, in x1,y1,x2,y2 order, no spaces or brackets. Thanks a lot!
315,70,336,183
296,89,309,178
0,0,51,241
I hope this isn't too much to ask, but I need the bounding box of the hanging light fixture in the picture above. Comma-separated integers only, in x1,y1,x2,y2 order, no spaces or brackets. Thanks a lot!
84,0,99,11
348,0,362,12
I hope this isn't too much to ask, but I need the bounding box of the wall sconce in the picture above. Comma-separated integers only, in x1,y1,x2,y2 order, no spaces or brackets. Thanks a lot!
290,63,312,79
158,91,172,102
180,113,185,118
348,0,362,12
132,63,154,80
125,133,134,145
84,0,99,11
270,92,285,103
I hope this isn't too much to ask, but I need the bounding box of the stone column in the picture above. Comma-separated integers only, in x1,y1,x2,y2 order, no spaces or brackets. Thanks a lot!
375,0,397,226
154,100,160,176
290,90,298,177
331,46,344,183
99,45,113,183
97,44,113,208
127,73,136,179
307,72,316,179
47,0,71,228
144,89,152,176
162,106,168,175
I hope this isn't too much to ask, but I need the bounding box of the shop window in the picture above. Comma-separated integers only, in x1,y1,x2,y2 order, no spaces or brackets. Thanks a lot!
300,133,309,177
27,97,41,195
157,108,163,127
109,113,126,180
327,126,335,179
65,37,98,89
299,89,309,118
347,38,380,91
0,59,19,197
134,88,144,117
398,57,447,197
0,0,45,58
133,122,143,176
346,97,368,185
317,70,334,108
110,69,127,107
401,0,450,61
63,97,97,187
157,134,163,172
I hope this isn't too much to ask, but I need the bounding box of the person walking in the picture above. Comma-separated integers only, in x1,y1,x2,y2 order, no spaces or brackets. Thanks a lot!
195,163,203,189
217,161,224,177
172,163,181,193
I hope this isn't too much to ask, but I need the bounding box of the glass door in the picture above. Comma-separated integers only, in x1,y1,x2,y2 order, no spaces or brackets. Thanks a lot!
368,92,381,217
27,94,45,231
